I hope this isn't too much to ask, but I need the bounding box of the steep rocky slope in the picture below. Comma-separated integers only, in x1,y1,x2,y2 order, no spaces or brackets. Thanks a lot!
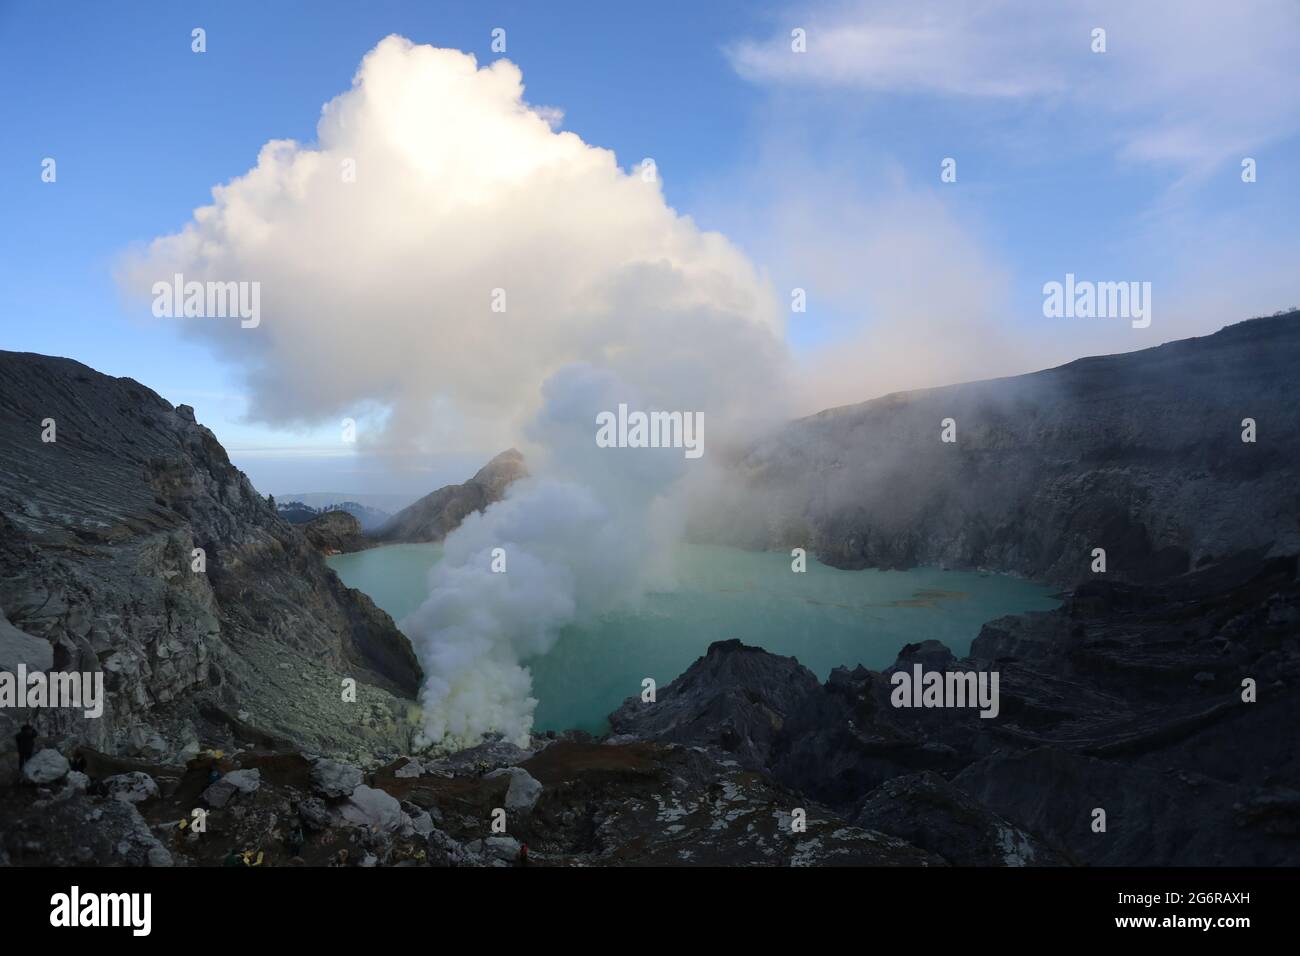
710,312,1300,585
371,449,526,543
0,351,422,764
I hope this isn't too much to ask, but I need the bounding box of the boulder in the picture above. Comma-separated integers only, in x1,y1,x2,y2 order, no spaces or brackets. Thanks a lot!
337,785,407,833
102,772,159,804
465,835,520,863
22,749,69,785
201,768,261,808
485,766,543,812
310,758,362,799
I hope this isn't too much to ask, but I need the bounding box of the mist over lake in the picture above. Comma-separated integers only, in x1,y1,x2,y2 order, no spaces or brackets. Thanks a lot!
328,543,1059,733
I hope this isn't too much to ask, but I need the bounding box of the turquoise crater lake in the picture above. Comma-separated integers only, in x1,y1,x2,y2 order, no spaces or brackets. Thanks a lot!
327,543,1059,735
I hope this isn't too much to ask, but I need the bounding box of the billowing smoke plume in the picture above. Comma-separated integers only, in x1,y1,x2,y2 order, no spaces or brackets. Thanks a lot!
116,35,789,459
403,366,693,747
118,36,792,747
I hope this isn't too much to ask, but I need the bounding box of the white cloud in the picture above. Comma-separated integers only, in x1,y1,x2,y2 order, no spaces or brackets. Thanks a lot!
728,0,1300,176
730,0,1069,98
118,35,791,462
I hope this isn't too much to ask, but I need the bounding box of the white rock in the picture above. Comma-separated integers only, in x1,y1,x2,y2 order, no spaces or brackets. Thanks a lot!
22,749,69,785
337,785,408,833
102,771,160,803
485,766,543,812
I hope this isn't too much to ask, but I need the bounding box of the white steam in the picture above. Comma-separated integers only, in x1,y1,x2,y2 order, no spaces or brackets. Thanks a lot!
403,366,691,748
117,36,792,747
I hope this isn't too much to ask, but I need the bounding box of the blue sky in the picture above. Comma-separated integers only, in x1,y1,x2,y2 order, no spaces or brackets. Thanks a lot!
3,0,1298,499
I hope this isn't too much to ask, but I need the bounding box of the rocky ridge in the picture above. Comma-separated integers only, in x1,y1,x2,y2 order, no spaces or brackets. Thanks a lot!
370,449,526,543
709,312,1300,586
0,351,423,764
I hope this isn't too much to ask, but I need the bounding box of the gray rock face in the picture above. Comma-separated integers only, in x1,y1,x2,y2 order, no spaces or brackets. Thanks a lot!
372,449,526,543
709,312,1300,586
464,835,520,863
310,758,363,799
608,639,821,771
854,771,1064,866
146,845,174,867
0,609,53,673
0,350,423,760
201,768,261,808
22,748,69,784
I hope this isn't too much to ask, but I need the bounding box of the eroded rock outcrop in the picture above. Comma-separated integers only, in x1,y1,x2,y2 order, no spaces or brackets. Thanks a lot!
300,510,366,555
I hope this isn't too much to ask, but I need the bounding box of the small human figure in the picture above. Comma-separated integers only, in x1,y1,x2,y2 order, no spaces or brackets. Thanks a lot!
14,724,36,772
